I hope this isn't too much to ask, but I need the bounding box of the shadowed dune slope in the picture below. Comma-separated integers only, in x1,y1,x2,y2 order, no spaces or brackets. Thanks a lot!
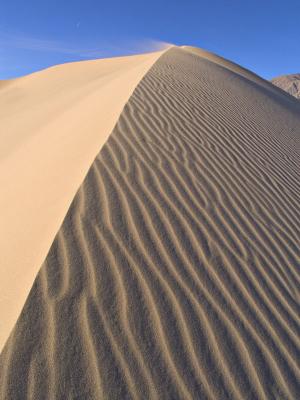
182,46,297,101
1,46,300,399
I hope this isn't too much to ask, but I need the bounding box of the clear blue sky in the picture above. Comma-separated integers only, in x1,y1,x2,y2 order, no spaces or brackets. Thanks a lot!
1,0,299,80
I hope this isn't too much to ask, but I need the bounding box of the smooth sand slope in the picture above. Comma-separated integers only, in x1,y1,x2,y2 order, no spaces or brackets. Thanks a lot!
0,50,165,350
272,74,300,99
1,46,300,399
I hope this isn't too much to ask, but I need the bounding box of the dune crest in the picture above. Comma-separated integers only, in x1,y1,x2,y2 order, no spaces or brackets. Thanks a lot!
0,50,165,351
1,46,300,399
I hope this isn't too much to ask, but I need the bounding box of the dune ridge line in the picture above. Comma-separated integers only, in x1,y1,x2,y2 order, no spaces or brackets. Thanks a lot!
0,48,167,351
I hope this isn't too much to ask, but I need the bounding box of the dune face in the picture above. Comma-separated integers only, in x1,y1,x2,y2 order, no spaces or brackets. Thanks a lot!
1,46,300,399
272,74,300,99
0,50,164,351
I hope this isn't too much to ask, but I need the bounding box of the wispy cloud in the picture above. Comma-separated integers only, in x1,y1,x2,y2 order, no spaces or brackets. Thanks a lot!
0,30,172,78
0,30,170,59
0,31,103,57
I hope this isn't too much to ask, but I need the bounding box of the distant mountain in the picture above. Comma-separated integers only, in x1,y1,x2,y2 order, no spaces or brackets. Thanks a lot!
271,74,300,99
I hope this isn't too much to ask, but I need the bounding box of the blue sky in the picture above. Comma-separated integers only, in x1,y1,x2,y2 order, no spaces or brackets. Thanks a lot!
1,0,299,79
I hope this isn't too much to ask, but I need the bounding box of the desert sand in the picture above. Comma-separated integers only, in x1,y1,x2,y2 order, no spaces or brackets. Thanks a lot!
0,46,300,399
272,73,300,99
0,49,165,351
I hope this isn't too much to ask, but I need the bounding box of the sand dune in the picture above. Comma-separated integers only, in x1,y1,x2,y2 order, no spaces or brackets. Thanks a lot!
1,46,300,399
272,74,300,99
0,50,165,350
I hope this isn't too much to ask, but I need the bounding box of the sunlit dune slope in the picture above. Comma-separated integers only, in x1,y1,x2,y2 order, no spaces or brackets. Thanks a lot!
0,49,165,350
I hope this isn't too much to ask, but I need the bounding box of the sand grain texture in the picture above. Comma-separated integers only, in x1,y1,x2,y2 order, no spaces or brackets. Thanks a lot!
1,47,300,399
